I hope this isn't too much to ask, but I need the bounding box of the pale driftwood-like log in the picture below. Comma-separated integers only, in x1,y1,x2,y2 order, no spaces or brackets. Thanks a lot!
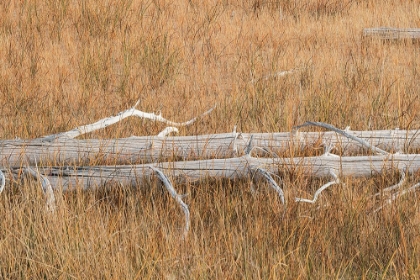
2,129,420,166
363,27,420,40
5,153,420,191
1,105,419,166
2,97,418,224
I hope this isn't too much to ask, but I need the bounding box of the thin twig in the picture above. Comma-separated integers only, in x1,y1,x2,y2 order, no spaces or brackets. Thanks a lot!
252,147,280,158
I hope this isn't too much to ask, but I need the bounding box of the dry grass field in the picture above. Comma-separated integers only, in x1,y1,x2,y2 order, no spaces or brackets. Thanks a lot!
0,0,420,278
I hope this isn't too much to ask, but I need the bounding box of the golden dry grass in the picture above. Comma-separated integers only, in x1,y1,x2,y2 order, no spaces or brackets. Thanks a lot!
0,0,420,278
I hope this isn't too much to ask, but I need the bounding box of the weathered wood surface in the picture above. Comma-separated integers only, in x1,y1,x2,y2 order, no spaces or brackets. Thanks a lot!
363,27,420,40
1,129,419,166
4,153,419,191
4,103,418,221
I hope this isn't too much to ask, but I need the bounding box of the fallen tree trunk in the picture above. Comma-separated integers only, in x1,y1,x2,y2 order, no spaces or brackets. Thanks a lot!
2,103,417,167
363,27,420,40
1,129,419,166
1,103,419,237
4,153,419,191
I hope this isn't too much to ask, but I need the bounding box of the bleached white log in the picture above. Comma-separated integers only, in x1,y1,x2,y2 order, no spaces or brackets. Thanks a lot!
295,170,340,204
2,129,420,166
10,153,420,191
149,167,190,239
363,27,420,40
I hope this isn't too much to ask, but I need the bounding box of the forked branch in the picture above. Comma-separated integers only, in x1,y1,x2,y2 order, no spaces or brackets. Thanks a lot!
42,102,216,141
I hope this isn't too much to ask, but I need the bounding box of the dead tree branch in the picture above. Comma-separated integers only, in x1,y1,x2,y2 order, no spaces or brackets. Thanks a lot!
41,103,216,141
150,167,190,239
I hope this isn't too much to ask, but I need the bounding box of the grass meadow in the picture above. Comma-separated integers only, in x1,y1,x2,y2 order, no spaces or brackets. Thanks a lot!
0,0,420,278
